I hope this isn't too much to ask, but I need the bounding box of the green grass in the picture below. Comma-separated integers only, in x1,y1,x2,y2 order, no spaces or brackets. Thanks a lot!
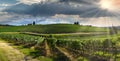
117,58,120,61
77,57,89,61
0,24,107,34
13,45,54,61
38,56,53,61
22,32,119,40
0,49,9,61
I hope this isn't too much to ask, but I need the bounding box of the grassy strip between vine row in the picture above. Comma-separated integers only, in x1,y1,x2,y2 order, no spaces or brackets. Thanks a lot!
0,48,9,61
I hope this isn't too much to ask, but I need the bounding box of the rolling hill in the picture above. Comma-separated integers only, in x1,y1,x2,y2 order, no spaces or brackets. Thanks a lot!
0,24,107,34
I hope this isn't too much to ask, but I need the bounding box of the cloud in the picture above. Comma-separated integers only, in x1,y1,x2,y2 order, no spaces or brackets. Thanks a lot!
0,0,120,27
17,0,46,5
0,13,31,24
3,2,108,17
0,0,17,4
59,0,99,4
51,14,120,27
82,17,120,27
0,14,16,24
0,3,15,11
3,0,117,18
0,4,12,7
18,0,90,5
17,0,60,5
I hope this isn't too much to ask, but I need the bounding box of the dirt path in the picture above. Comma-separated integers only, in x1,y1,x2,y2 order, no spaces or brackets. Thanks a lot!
22,32,106,35
0,40,39,61
55,46,76,61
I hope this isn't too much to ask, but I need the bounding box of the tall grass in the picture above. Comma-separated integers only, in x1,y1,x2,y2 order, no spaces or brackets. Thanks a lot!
0,49,8,61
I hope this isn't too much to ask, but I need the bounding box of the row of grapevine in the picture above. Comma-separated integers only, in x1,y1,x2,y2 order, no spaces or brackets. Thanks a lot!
41,35,120,61
0,33,120,61
0,33,44,48
55,38,120,61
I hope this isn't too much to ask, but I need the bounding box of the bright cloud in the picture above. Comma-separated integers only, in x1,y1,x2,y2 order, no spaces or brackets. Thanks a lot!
51,14,120,27
0,4,12,7
17,0,47,5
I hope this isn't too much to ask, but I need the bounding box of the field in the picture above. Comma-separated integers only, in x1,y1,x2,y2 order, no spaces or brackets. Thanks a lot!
0,24,107,33
0,24,120,61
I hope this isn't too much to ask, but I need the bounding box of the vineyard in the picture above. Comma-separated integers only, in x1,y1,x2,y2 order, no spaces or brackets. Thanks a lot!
0,33,120,61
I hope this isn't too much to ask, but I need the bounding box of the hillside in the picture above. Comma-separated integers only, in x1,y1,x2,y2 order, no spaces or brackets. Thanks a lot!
0,24,107,34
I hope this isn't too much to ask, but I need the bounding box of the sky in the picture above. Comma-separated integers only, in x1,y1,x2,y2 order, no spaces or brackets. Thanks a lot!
0,0,120,27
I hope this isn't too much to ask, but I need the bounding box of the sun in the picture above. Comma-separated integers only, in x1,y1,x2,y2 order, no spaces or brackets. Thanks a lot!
99,0,120,12
99,0,113,10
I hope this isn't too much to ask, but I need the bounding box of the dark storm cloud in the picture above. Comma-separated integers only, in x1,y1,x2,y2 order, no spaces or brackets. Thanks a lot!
59,0,90,4
2,3,87,15
2,0,114,17
59,0,99,4
0,0,17,4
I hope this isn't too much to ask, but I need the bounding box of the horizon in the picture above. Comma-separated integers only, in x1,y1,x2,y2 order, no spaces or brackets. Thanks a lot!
0,23,120,27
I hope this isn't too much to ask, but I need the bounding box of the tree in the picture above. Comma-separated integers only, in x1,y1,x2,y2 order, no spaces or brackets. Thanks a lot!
33,21,36,25
74,21,79,25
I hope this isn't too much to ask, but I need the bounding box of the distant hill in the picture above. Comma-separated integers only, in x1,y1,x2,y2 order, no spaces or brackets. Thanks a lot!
0,24,107,34
116,26,120,30
0,24,12,26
